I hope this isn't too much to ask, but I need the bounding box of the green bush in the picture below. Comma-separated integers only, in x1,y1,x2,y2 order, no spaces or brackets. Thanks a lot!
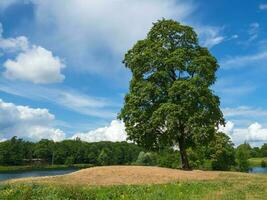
236,144,250,172
135,151,157,166
261,160,267,167
157,150,180,169
64,156,75,166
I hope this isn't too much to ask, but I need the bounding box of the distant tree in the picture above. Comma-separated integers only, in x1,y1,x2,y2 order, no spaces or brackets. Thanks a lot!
251,147,261,158
261,160,267,167
34,139,54,163
261,143,267,157
157,148,180,169
209,132,235,170
135,151,157,166
236,144,250,172
0,137,24,165
97,149,111,166
65,156,75,166
119,19,224,170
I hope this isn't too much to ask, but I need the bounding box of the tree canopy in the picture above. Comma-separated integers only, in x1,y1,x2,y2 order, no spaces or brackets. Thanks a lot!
119,19,224,169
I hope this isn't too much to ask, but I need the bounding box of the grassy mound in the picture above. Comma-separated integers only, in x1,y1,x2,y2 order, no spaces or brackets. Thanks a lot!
8,166,220,185
2,166,267,199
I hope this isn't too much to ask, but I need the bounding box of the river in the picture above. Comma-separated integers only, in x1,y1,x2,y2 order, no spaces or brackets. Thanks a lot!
249,167,267,174
0,168,78,182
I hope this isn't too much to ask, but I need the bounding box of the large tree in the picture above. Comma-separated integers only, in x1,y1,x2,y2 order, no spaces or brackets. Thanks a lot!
119,19,224,170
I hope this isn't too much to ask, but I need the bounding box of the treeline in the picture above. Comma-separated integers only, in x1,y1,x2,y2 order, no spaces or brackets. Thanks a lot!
0,137,181,169
0,137,143,166
186,133,267,172
0,136,266,172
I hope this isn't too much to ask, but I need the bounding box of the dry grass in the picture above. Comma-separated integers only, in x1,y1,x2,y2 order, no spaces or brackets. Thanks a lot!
3,166,267,199
8,166,221,186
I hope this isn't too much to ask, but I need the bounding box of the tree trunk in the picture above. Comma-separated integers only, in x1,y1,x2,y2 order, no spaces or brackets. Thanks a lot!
178,136,191,170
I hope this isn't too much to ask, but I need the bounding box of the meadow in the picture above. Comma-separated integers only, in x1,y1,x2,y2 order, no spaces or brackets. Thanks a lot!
1,166,267,200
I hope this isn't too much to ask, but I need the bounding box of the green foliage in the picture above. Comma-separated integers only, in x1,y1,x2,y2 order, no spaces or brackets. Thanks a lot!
0,136,31,165
156,149,180,169
209,132,235,171
261,160,267,167
186,132,235,171
251,147,262,158
236,144,250,172
119,19,224,169
34,139,54,163
261,144,267,157
135,151,157,166
64,156,75,166
0,138,143,167
97,149,112,166
187,147,203,168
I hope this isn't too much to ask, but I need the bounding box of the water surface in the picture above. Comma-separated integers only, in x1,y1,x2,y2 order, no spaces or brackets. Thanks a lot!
249,167,267,174
0,169,78,182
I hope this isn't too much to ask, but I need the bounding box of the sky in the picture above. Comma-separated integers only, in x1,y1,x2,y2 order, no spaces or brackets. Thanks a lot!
0,0,267,147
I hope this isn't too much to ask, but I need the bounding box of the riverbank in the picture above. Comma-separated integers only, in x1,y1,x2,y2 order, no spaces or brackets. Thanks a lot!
248,157,267,167
0,164,93,173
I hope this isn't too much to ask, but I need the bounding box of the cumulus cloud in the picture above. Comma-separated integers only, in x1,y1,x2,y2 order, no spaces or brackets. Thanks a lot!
27,0,195,75
0,23,65,84
71,120,127,142
219,121,267,146
0,23,29,52
3,46,65,84
0,99,65,141
1,1,225,77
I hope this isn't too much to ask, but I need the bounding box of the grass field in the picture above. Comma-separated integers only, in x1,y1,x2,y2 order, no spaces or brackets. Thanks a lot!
249,157,267,167
1,166,267,200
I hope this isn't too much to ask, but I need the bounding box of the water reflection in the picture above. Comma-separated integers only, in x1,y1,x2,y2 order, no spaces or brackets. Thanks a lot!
0,169,78,182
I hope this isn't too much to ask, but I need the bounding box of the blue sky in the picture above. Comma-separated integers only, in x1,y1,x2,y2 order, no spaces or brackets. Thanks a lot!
0,0,266,146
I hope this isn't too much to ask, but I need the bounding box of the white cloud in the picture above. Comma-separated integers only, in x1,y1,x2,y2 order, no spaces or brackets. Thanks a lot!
219,121,234,134
0,23,65,84
28,0,195,74
0,99,65,141
3,46,65,84
27,126,65,142
259,4,267,10
223,106,267,117
1,1,225,76
71,120,127,142
198,26,225,48
220,121,267,147
221,50,267,69
33,0,193,52
0,23,29,52
0,80,117,118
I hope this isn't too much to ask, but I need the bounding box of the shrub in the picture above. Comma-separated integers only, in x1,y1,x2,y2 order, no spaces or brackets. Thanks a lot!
135,151,157,166
261,160,267,167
